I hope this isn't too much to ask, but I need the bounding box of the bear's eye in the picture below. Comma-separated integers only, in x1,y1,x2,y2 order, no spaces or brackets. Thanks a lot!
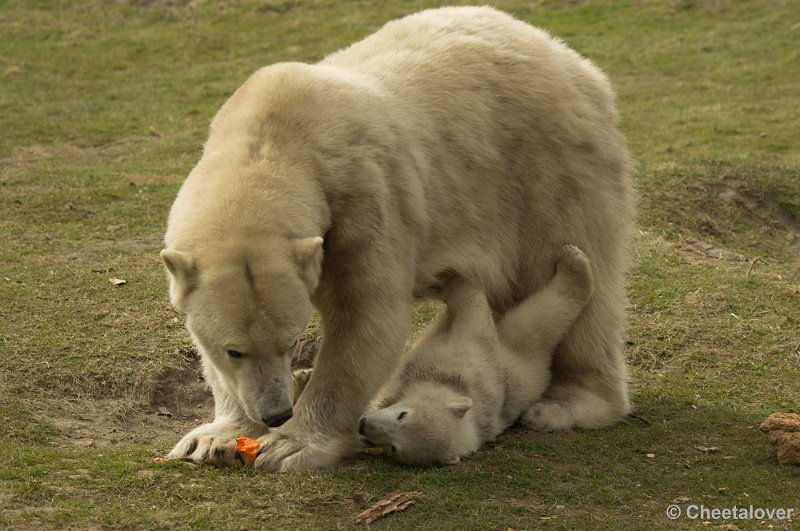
227,349,245,359
397,411,407,422
390,445,397,453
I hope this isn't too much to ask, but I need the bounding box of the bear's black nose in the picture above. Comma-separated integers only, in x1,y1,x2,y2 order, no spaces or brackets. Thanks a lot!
263,408,293,427
358,415,367,435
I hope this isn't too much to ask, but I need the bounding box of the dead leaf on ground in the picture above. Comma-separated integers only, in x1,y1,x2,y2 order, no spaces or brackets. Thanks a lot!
156,407,172,418
671,496,691,504
109,278,127,286
695,445,720,453
356,492,422,524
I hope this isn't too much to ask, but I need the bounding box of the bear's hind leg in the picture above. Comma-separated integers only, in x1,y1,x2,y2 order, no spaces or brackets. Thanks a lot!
521,368,629,430
524,269,631,431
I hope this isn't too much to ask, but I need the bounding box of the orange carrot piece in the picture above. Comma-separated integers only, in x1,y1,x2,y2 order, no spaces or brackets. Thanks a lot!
236,436,260,466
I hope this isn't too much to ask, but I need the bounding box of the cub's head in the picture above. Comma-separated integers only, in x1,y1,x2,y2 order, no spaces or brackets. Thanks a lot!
160,236,323,428
358,384,478,465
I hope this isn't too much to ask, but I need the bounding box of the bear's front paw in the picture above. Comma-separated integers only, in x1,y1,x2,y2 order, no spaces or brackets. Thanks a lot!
292,368,314,403
254,424,360,471
167,421,256,467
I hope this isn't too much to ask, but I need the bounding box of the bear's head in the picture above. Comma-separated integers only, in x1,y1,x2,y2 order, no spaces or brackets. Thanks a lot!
160,236,323,428
358,383,479,465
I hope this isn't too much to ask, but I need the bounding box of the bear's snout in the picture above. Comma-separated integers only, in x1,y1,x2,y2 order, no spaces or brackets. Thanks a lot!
263,408,293,427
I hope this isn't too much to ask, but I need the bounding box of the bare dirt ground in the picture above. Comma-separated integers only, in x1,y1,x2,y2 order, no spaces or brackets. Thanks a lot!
50,332,321,451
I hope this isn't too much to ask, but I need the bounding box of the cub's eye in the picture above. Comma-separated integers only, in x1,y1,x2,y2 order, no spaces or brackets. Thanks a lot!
390,445,397,453
227,349,245,359
397,411,407,422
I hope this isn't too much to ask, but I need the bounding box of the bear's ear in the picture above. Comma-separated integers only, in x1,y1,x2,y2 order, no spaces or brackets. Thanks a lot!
160,249,197,310
292,236,324,292
447,396,473,418
161,249,194,277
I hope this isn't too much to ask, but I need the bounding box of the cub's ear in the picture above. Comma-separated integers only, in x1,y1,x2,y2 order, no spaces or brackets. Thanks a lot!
447,396,473,418
160,249,197,310
292,236,324,292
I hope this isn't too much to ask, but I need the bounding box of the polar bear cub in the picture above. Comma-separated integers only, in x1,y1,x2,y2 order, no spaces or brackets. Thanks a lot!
357,245,594,465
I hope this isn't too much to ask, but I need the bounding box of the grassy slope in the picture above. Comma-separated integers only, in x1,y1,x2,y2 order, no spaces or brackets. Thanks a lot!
1,0,798,528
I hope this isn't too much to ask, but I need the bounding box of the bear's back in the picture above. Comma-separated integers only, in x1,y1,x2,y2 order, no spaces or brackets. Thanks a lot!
322,6,615,121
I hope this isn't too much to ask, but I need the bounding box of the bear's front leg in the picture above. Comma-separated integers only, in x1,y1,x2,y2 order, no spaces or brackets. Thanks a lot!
255,297,411,471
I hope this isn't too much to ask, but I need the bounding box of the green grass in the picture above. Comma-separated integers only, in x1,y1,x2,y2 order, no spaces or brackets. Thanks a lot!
1,0,799,528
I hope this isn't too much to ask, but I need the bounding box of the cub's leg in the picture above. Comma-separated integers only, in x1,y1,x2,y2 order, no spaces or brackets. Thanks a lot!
439,277,499,341
292,368,314,403
498,244,594,356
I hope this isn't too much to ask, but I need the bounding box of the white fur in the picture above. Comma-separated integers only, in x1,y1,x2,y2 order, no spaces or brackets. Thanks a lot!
359,245,595,465
162,7,633,470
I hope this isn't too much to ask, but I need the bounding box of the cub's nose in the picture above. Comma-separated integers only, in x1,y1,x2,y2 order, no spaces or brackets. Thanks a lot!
262,408,293,427
358,415,367,435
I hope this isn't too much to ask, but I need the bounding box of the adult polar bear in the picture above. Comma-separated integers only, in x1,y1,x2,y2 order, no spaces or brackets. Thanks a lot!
161,6,633,470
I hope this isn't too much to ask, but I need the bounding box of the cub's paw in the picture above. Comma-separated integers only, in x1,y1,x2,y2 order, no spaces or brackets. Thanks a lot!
167,423,240,466
555,245,594,302
254,424,360,472
292,368,314,403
